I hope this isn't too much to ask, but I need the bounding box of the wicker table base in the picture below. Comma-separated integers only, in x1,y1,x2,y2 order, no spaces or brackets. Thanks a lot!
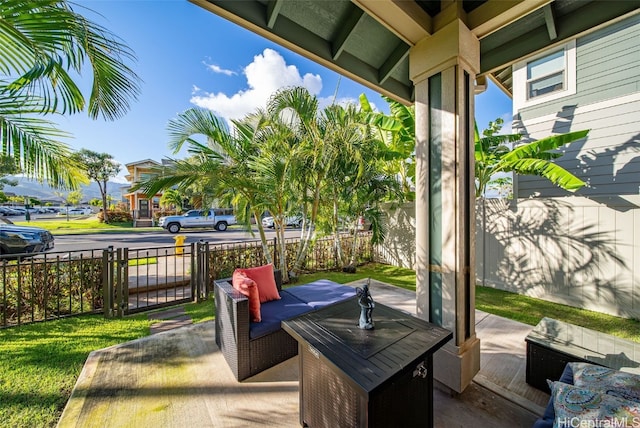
282,298,452,428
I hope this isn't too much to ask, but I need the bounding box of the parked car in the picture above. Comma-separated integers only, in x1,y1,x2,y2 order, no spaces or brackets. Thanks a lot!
158,208,237,233
261,215,302,229
0,207,19,216
8,207,26,216
0,224,55,256
63,207,93,216
71,207,92,215
356,216,372,231
347,216,372,231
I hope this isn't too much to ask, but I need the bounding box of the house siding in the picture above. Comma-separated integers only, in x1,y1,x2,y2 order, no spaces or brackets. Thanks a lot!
514,13,640,198
517,13,640,121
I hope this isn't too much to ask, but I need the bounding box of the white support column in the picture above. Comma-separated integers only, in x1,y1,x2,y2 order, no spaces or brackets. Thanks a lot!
410,19,480,393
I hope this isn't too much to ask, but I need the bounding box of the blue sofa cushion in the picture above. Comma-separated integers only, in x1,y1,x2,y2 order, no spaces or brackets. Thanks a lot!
249,292,311,339
533,363,574,428
285,280,356,308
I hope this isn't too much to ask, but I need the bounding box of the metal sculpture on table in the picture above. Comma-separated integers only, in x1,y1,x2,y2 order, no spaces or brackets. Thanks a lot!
356,279,375,330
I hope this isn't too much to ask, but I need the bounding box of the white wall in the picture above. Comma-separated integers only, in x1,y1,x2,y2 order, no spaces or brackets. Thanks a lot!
379,197,639,318
478,197,639,318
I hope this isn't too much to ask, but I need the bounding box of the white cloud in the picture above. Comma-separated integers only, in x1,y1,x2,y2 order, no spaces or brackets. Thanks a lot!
317,95,361,111
191,48,323,123
203,61,236,76
499,112,513,134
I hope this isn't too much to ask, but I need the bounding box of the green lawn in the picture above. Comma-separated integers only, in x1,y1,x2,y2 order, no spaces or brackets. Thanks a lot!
11,218,156,235
11,218,245,235
297,264,640,341
0,299,214,428
3,262,640,427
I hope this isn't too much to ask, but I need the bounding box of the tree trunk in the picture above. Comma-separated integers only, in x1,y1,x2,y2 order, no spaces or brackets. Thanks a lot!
332,196,345,268
349,225,359,267
290,179,322,275
275,220,289,283
100,180,109,223
253,210,273,264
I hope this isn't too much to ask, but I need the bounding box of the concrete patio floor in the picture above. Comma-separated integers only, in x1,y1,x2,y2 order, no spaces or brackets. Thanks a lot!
57,280,549,427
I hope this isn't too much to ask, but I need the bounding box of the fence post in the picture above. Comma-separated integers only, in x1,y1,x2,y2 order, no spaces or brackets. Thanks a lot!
102,246,114,318
191,242,198,303
273,237,278,267
115,248,124,318
201,240,210,300
116,248,129,317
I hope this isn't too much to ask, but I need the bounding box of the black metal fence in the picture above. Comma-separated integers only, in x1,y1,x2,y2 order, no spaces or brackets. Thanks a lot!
0,232,374,327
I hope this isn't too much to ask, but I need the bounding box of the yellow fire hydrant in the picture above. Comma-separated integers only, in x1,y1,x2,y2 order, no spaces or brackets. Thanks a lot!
174,235,187,256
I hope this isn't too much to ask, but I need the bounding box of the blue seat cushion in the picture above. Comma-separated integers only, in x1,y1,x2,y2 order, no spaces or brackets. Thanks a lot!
284,280,356,308
249,292,312,339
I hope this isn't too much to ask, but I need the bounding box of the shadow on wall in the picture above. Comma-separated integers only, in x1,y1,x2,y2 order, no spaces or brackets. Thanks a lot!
378,203,416,269
478,198,633,318
515,104,640,204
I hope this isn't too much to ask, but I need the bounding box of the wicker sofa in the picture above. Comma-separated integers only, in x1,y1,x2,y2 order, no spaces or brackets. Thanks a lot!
214,271,356,381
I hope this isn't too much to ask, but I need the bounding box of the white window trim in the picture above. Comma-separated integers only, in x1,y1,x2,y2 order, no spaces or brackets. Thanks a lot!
512,39,576,112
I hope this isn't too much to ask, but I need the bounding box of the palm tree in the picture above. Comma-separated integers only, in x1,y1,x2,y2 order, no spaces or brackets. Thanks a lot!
265,87,325,277
0,0,141,188
159,189,183,212
135,108,277,265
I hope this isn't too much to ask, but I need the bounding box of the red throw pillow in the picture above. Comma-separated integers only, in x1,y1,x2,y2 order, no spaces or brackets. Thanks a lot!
237,264,280,303
232,270,261,322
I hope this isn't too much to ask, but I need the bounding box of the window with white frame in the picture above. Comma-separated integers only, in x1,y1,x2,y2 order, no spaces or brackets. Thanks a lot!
527,49,565,98
512,40,576,110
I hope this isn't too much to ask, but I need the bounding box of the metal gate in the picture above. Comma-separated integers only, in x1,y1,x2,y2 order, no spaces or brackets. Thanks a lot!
103,241,209,317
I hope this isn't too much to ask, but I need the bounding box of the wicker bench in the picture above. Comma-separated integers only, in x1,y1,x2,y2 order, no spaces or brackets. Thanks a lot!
525,317,640,392
214,271,356,381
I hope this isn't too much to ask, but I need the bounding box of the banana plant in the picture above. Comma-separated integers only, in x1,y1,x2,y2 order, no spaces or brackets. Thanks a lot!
475,118,589,197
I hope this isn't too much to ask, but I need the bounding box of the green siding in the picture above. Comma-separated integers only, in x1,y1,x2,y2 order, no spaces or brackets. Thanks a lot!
515,13,640,198
518,13,640,121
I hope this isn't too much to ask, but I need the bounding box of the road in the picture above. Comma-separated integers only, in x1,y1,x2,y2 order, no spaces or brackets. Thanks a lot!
50,227,301,253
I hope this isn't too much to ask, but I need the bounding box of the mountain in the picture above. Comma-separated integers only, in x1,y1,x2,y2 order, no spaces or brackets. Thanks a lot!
2,176,127,204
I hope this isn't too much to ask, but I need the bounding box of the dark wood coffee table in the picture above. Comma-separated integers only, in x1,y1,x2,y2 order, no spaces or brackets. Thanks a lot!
282,297,452,428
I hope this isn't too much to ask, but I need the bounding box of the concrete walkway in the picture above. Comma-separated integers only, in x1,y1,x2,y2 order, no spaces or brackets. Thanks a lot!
57,280,548,428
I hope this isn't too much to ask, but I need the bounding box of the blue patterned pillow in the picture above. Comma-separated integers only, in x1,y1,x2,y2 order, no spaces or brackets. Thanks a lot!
550,381,640,427
570,362,640,403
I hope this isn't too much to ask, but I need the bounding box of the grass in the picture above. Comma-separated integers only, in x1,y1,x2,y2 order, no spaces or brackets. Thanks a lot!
128,257,158,266
12,219,245,235
475,286,640,342
294,263,640,342
12,218,157,235
289,263,417,290
0,297,215,428
3,262,640,427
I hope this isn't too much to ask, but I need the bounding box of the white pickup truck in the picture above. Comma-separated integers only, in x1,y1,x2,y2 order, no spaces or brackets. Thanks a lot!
158,209,236,233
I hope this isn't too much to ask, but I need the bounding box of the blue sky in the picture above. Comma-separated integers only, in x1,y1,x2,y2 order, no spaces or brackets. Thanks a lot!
62,0,512,182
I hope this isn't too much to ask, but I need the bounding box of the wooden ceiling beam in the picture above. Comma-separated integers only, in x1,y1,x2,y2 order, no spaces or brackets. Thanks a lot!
266,0,283,29
352,0,432,45
467,0,552,38
331,7,366,60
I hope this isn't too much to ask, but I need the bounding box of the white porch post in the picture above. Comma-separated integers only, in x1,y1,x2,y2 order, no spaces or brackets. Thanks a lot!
410,19,480,393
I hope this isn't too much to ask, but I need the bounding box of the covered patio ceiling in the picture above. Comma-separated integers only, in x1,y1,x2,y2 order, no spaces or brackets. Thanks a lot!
189,0,639,103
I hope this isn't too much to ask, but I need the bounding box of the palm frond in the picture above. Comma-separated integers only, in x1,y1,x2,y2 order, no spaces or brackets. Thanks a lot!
167,108,231,153
0,108,84,188
0,0,141,119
